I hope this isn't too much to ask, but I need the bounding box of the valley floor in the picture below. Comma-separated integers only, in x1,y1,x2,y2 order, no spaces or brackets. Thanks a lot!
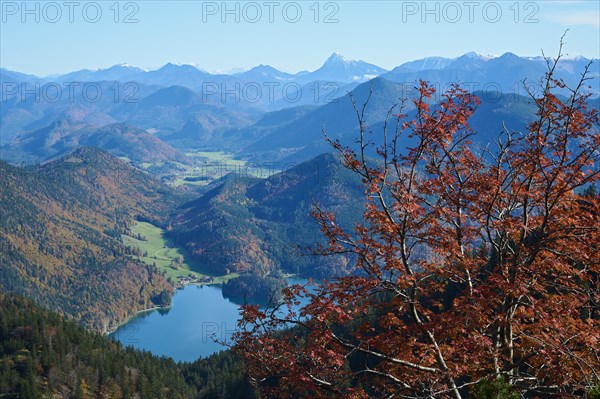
122,221,239,287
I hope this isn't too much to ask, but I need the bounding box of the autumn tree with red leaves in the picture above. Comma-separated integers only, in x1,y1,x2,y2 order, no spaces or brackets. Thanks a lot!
233,41,600,398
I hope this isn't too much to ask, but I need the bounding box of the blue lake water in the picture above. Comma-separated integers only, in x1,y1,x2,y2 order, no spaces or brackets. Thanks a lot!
109,277,310,362
110,284,240,362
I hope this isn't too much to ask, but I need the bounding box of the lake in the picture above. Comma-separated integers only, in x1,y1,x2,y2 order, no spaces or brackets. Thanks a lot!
110,277,310,362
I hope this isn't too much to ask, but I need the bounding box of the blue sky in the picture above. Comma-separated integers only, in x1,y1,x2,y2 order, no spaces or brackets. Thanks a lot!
1,0,599,76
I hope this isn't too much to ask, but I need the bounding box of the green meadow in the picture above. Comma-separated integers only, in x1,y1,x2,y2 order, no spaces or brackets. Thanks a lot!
170,151,280,187
122,221,238,286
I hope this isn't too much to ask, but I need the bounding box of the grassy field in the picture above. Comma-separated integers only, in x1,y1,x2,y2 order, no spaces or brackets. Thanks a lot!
122,221,238,286
135,151,280,187
171,151,280,187
185,151,241,163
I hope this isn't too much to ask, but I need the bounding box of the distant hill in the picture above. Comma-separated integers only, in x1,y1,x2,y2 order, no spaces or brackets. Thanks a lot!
216,104,319,151
238,78,541,164
234,64,295,83
1,121,190,165
267,80,358,111
112,85,258,139
391,56,454,73
239,78,414,162
126,63,212,90
170,153,364,278
0,148,180,332
57,64,145,82
0,68,45,88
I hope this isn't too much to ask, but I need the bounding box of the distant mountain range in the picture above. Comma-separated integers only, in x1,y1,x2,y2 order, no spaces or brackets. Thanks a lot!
3,52,595,92
1,52,597,166
1,53,385,87
382,52,598,95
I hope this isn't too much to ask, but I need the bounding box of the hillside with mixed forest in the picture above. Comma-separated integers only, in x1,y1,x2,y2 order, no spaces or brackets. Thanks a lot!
170,153,364,278
0,293,254,399
0,148,182,332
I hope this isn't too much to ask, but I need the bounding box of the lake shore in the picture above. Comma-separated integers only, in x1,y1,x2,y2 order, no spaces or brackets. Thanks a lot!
104,279,225,336
108,276,311,361
106,274,308,338
105,305,169,336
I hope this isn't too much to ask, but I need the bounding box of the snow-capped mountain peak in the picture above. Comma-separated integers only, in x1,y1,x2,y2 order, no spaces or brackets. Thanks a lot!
325,52,348,63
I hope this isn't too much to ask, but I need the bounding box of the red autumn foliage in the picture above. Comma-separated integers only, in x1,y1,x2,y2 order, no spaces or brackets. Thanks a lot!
233,42,600,398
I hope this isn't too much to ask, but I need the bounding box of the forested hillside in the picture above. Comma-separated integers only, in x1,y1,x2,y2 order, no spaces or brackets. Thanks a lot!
170,153,364,278
0,293,255,399
0,148,181,332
